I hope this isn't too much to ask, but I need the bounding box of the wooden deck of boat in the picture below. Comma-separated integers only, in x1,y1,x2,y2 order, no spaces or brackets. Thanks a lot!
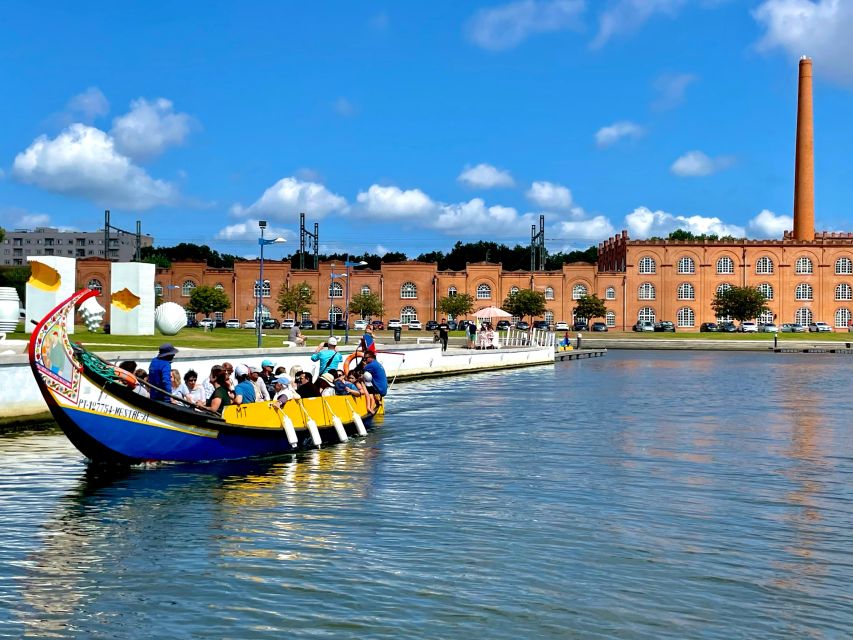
554,348,607,361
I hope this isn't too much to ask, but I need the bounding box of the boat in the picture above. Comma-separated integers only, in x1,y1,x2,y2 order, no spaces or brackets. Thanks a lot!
28,288,380,464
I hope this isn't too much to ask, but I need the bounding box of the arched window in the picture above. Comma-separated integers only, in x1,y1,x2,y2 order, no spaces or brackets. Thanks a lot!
795,256,813,274
572,284,587,300
253,279,271,298
836,257,853,275
154,282,163,298
360,285,371,295
638,282,655,300
757,283,774,300
214,283,224,292
544,286,555,300
448,286,458,297
638,256,656,274
182,280,196,297
836,283,852,300
301,310,311,322
605,286,616,300
638,307,656,323
400,305,418,323
677,257,695,274
756,256,774,274
605,310,616,327
477,284,492,300
835,308,851,329
328,305,343,322
795,307,813,326
677,283,695,300
758,310,774,324
329,281,343,298
717,256,735,274
509,286,520,296
795,283,813,300
677,307,695,327
87,278,102,295
401,282,417,299
717,283,733,295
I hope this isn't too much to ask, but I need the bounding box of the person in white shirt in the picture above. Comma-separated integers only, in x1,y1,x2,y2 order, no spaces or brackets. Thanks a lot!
177,370,207,406
272,376,299,405
250,367,271,401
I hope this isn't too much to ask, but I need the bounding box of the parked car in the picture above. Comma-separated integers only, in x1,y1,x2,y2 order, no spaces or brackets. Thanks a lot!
334,320,347,330
654,321,675,332
533,320,549,330
262,318,279,329
809,321,832,332
780,322,803,332
225,318,241,329
215,319,226,328
717,321,737,332
185,318,199,328
243,319,257,330
425,320,439,331
446,320,458,331
738,322,758,333
458,320,475,332
371,320,385,330
407,320,422,330
758,322,778,333
354,319,370,331
573,321,588,331
699,322,718,332
516,320,530,330
317,320,332,330
591,322,608,332
496,320,511,330
387,319,402,329
199,318,216,329
554,321,570,331
281,318,296,329
633,320,654,332
300,319,315,330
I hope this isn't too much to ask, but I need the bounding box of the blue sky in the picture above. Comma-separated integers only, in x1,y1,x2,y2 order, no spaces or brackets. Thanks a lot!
1,0,852,259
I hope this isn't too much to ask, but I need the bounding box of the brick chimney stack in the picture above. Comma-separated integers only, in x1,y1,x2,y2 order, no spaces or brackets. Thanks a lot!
793,56,815,241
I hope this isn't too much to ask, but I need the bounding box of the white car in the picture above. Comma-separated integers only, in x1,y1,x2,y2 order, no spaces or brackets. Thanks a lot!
243,319,257,329
388,319,402,329
809,321,832,332
554,321,570,331
281,318,296,329
199,318,215,328
739,322,758,332
225,318,241,329
353,319,369,330
407,320,422,330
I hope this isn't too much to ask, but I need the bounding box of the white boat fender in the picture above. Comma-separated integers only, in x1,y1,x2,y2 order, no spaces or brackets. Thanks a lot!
307,418,322,448
332,414,348,443
352,411,367,437
281,413,298,448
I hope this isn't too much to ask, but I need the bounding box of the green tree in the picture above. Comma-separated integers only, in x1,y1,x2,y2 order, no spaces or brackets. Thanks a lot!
348,291,384,319
0,265,29,306
711,286,770,322
573,294,608,324
438,292,475,320
186,285,230,319
502,289,547,325
277,281,315,320
141,243,243,269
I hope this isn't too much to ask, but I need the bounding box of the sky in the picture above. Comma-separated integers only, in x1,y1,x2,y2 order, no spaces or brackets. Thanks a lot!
1,0,852,260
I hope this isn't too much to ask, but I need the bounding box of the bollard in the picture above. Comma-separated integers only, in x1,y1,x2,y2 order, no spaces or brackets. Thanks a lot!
774,334,778,349
577,332,582,350
394,326,401,343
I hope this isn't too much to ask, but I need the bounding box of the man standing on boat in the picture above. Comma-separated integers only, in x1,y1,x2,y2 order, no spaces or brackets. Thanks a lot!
311,337,343,378
361,351,388,397
148,343,178,402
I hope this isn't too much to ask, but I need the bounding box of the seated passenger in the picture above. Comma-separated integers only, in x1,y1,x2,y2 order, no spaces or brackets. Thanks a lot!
272,376,299,404
233,364,256,404
317,372,336,397
295,371,319,398
206,371,232,414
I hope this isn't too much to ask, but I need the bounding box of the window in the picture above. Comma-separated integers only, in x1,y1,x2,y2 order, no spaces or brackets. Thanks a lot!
835,308,851,329
544,311,554,324
795,257,813,274
182,280,196,297
401,282,417,299
717,283,733,295
329,281,343,298
544,286,555,300
758,310,774,324
677,257,695,274
448,286,458,297
509,286,519,296
361,285,371,295
328,305,343,322
795,307,813,326
677,307,695,327
795,283,813,300
757,283,774,300
836,283,852,300
477,284,491,300
638,282,655,300
254,279,271,298
677,283,695,300
572,284,587,300
214,283,224,292
836,257,852,275
638,256,656,274
605,286,616,300
401,305,418,323
605,311,616,327
214,312,224,322
756,256,774,274
637,307,656,323
154,283,163,298
185,308,195,322
301,310,311,322
87,278,102,295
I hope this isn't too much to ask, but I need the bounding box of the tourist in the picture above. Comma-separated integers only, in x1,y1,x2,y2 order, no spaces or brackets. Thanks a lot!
148,343,178,402
272,376,298,404
438,318,449,352
222,361,236,388
250,366,271,401
360,324,377,354
233,364,256,404
206,370,231,414
466,321,477,349
118,360,137,374
134,368,150,398
295,371,319,398
202,364,224,400
334,369,359,396
317,372,336,397
177,370,206,406
170,369,182,395
361,351,388,396
288,322,305,347
259,359,276,396
311,336,343,378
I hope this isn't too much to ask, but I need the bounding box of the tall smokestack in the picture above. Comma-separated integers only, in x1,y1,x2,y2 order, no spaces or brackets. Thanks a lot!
793,56,815,241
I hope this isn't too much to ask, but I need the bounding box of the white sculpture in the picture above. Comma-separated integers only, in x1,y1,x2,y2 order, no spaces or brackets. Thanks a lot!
26,256,76,334
0,287,21,332
110,262,156,335
78,297,106,332
155,302,187,336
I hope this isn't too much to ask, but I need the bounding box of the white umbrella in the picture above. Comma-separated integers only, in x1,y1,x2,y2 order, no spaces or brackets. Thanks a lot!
475,306,512,320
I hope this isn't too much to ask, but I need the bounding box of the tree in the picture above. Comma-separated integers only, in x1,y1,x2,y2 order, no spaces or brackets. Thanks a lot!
186,286,230,318
277,281,315,320
438,293,474,320
573,294,608,324
348,291,384,319
502,289,547,325
141,243,243,269
711,286,770,322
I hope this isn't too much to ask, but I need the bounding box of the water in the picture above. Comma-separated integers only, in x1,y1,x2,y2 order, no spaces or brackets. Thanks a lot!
1,351,852,639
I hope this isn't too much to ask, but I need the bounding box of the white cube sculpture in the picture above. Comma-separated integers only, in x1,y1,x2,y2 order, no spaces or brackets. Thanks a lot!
26,256,77,334
110,262,156,335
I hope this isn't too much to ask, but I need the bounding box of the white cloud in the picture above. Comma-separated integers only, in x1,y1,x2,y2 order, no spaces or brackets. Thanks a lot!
111,98,194,161
215,219,293,243
754,0,853,85
468,0,585,51
334,97,357,117
355,184,436,218
625,205,745,238
12,123,179,210
232,176,348,219
652,72,697,110
556,215,615,241
593,0,686,49
595,121,645,147
457,163,515,188
527,180,572,209
748,209,792,237
670,150,735,176
66,87,110,122
0,207,51,229
375,244,389,257
434,199,522,234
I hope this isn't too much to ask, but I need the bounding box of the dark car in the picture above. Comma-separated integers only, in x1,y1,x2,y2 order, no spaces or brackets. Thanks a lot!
717,321,737,332
447,320,458,331
573,321,588,331
185,318,199,328
215,319,226,328
591,322,608,332
699,322,718,332
261,318,279,329
425,320,439,331
317,320,332,330
496,320,511,330
300,319,315,330
334,320,347,330
533,320,549,330
371,320,385,330
457,320,473,332
516,320,530,330
654,321,675,332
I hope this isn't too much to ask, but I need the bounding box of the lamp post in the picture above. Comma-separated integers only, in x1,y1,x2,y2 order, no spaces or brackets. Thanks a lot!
256,220,286,348
343,258,368,345
329,262,347,339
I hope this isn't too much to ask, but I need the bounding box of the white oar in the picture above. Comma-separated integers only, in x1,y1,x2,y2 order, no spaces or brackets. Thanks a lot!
321,397,348,443
345,397,368,436
295,400,322,447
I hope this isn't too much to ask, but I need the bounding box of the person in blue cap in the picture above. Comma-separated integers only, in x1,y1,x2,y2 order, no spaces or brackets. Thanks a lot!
148,343,178,402
259,359,276,397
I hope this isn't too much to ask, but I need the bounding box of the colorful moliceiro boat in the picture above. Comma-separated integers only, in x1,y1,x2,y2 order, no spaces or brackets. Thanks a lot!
29,289,379,465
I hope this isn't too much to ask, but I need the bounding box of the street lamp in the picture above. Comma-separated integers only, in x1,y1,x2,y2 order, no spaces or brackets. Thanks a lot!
329,263,347,339
343,258,368,345
256,220,286,348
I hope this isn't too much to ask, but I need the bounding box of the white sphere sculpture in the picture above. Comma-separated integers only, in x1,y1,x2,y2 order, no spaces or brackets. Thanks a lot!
155,302,188,336
78,297,106,332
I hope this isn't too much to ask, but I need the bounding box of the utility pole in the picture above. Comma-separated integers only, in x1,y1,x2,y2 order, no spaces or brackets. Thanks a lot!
103,209,143,261
298,212,320,270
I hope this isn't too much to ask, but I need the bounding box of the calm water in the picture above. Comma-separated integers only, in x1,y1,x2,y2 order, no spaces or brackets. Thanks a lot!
1,351,852,639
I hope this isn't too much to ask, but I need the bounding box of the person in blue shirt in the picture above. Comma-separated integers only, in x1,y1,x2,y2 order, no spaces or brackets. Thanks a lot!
148,343,178,402
361,351,388,396
311,336,343,377
233,364,256,403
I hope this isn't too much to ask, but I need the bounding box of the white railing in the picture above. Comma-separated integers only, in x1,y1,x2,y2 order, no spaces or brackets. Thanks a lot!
499,328,556,348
